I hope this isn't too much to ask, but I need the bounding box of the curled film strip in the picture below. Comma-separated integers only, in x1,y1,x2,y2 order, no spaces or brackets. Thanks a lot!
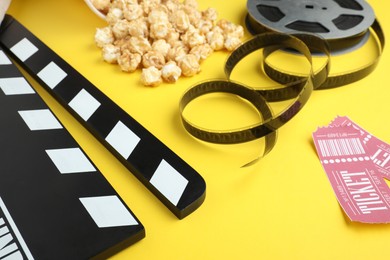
180,33,330,166
179,0,384,165
0,15,206,220
0,46,144,259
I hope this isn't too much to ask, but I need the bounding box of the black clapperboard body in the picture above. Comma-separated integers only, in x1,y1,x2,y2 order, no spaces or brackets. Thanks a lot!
0,46,145,259
0,15,206,259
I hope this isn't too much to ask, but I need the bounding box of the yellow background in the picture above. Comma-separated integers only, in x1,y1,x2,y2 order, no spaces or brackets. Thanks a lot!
6,0,390,259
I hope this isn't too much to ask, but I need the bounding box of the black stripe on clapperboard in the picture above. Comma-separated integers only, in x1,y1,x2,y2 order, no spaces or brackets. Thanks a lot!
0,15,206,220
0,46,145,259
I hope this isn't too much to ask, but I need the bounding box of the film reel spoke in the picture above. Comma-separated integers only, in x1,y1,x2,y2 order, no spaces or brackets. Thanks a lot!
274,16,297,30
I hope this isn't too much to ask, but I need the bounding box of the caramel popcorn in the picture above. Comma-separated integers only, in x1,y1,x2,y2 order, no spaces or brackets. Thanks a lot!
123,4,144,21
149,22,171,40
102,43,120,63
190,43,213,62
141,66,163,86
142,50,166,69
148,9,169,24
166,41,189,62
141,0,163,14
118,50,142,72
105,7,124,24
111,19,131,39
152,39,171,58
165,29,180,46
94,26,115,48
224,36,242,51
124,0,139,4
128,18,149,38
206,29,224,51
202,7,218,22
178,54,200,77
90,0,111,14
161,61,182,83
93,0,244,86
171,9,190,33
197,19,213,35
184,0,198,9
125,36,152,55
181,27,206,48
217,19,244,38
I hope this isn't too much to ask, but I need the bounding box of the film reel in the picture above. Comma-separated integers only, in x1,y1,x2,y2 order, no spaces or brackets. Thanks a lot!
246,0,376,51
246,0,384,90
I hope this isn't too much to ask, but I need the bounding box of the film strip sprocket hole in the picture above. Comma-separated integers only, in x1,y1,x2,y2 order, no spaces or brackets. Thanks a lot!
0,15,206,220
0,48,145,259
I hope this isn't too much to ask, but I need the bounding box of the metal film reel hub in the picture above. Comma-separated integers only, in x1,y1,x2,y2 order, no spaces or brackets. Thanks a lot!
246,0,375,49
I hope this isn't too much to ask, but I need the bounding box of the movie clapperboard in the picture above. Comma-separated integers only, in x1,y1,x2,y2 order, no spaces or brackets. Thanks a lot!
0,15,206,259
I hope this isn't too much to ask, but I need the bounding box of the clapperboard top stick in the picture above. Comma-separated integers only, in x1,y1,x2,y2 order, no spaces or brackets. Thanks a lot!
0,15,206,219
0,46,145,259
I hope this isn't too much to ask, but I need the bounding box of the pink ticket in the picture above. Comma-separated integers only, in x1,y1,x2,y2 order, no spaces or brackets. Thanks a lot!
313,124,390,223
330,116,390,180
